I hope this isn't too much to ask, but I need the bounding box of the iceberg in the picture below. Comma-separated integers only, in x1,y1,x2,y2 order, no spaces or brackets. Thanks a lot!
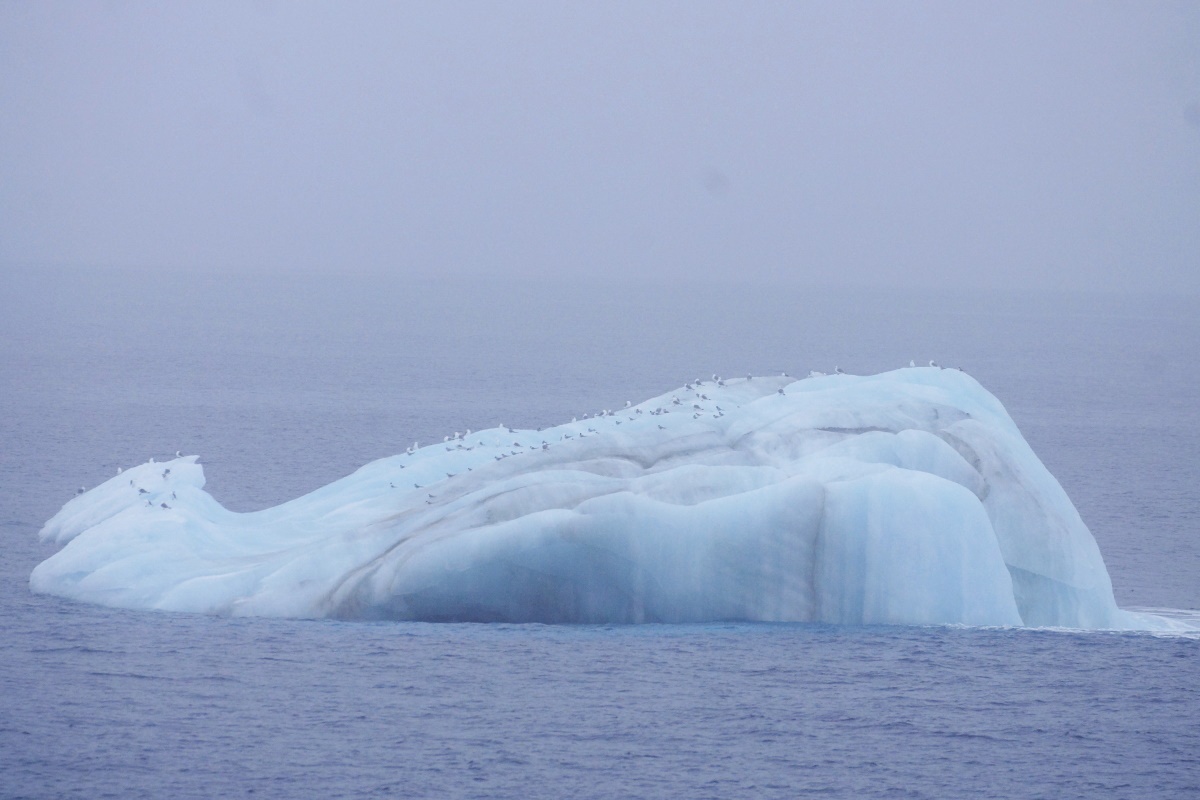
30,368,1173,628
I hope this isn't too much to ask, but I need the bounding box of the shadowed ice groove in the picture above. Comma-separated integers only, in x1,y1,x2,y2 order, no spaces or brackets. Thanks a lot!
31,367,1189,630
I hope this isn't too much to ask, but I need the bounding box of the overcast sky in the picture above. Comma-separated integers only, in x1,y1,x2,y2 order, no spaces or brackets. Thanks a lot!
2,1,1198,291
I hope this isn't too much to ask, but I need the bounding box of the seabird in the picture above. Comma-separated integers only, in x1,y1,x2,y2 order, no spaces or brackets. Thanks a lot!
929,360,940,369
172,491,176,500
175,451,182,458
160,503,170,509
778,388,786,395
625,400,631,408
116,466,123,474
658,424,666,430
139,488,148,494
76,486,85,495
835,366,845,375
909,360,916,367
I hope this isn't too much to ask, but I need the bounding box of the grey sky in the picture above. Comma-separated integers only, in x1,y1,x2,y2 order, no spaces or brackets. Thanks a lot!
2,1,1198,291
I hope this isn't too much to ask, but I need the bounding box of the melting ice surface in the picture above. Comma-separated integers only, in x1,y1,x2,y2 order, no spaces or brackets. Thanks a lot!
32,368,1184,629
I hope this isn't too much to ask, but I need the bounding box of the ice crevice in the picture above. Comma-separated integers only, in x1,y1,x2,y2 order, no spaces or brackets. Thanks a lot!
31,367,1190,630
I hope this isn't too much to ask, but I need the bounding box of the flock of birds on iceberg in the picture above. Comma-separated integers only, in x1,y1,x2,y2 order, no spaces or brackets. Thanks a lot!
83,361,961,500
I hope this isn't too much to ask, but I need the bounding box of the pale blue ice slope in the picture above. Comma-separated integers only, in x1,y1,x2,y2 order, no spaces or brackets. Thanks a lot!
33,368,1176,628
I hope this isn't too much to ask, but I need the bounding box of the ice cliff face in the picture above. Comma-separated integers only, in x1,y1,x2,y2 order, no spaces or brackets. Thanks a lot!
32,368,1153,628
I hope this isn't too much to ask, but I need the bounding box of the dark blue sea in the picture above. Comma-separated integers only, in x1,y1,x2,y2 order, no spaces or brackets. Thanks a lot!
2,267,1198,799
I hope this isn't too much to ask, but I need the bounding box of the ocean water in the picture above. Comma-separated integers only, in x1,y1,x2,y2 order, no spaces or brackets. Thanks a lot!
2,267,1197,798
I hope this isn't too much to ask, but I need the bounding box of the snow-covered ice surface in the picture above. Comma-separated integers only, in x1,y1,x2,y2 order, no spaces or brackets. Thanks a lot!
31,368,1185,629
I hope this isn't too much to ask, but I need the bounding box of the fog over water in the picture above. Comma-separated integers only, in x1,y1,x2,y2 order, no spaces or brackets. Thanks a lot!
2,2,1199,292
5,7,1200,794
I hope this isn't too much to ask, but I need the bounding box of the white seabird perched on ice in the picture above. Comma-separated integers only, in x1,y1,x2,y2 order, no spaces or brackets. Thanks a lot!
929,360,941,369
